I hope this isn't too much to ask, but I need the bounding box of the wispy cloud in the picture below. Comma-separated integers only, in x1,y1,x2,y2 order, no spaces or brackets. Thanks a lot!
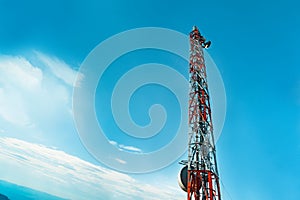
115,158,127,164
0,55,43,91
34,51,84,87
0,55,43,126
109,140,143,153
0,87,30,126
119,144,143,153
0,137,184,200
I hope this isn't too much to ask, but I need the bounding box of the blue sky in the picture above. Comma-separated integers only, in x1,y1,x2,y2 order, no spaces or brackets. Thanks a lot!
0,0,299,199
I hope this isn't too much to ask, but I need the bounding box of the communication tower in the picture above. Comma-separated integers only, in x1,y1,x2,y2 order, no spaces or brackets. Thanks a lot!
178,26,221,200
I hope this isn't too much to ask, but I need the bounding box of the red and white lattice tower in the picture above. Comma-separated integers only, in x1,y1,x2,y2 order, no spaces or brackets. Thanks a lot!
178,26,221,200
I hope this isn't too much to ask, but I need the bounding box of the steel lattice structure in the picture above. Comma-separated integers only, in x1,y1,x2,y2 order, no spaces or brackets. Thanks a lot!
184,26,221,200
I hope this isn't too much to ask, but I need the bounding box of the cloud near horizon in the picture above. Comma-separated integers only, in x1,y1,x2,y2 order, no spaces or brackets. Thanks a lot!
0,137,184,200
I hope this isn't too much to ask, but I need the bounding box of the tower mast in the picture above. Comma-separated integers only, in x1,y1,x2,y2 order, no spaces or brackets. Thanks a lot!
179,26,221,200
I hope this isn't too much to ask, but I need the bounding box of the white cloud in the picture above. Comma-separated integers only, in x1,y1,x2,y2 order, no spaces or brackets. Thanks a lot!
0,137,184,200
0,55,43,91
34,51,84,87
0,53,73,128
119,144,143,153
0,56,43,126
109,140,143,153
109,140,117,146
115,158,127,164
0,88,30,126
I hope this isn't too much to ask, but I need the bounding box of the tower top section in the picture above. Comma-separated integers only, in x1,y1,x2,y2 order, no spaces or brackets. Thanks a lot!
190,26,211,49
